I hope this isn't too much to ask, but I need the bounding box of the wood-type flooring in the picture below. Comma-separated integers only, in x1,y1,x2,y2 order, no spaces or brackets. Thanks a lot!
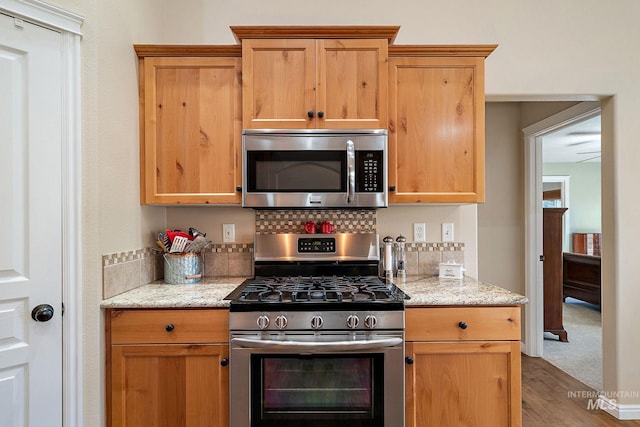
522,355,640,426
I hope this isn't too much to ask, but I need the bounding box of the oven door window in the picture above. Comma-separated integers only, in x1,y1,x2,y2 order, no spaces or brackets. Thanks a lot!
251,354,384,427
246,151,346,192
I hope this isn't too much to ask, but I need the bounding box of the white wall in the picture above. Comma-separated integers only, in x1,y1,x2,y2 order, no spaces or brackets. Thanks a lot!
478,103,524,292
544,162,602,235
46,0,640,424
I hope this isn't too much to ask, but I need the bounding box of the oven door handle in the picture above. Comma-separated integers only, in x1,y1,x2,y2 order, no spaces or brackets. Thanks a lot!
231,337,402,352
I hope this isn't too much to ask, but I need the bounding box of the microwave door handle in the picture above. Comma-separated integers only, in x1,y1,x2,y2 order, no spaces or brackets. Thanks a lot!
231,337,402,352
346,139,355,203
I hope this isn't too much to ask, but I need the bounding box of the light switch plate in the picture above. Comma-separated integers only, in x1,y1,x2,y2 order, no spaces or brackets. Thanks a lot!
442,223,454,242
223,224,235,243
413,223,426,242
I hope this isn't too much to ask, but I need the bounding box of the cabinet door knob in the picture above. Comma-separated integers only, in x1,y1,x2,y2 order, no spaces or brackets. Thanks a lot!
307,110,315,118
405,356,414,365
165,323,175,332
317,111,324,118
236,185,242,192
389,186,396,192
221,358,229,367
458,321,468,330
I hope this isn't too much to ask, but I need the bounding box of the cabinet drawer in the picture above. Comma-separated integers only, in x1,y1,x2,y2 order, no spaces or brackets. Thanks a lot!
406,306,520,341
108,309,228,344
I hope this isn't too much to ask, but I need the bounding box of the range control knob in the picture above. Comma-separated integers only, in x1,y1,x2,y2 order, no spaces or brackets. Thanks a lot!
346,314,360,329
364,314,378,329
275,315,288,329
257,315,270,330
310,315,324,329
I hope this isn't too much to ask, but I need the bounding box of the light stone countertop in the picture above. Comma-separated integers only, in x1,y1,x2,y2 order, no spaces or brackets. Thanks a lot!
99,277,246,309
100,276,526,309
397,276,528,306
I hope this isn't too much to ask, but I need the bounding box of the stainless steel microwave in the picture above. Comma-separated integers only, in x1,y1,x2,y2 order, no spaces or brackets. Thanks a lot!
242,129,388,209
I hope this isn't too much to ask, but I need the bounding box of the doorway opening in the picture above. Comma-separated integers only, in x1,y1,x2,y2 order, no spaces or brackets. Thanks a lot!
523,101,602,390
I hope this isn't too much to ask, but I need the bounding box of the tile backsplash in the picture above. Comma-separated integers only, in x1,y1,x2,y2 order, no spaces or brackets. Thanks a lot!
402,242,465,276
255,209,376,234
102,244,254,299
102,210,464,298
102,248,163,299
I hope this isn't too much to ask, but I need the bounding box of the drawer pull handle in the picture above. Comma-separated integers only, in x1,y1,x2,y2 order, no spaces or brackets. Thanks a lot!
458,321,468,330
221,358,229,367
165,323,175,332
405,356,414,365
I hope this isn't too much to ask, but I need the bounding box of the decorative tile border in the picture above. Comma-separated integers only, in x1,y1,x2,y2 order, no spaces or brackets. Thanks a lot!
103,244,254,268
405,242,465,252
100,242,460,269
203,243,254,253
101,234,463,298
255,209,377,234
102,247,157,267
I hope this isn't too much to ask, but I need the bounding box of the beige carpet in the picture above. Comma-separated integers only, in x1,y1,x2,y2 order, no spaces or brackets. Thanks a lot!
543,298,602,390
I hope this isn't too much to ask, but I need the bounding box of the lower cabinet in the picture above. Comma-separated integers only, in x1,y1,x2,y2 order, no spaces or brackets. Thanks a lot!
405,306,522,427
106,306,522,427
106,309,229,427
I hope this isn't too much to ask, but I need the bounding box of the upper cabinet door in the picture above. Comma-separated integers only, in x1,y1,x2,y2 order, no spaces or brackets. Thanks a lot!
141,56,242,204
242,38,388,129
316,39,388,129
388,56,486,203
242,39,315,129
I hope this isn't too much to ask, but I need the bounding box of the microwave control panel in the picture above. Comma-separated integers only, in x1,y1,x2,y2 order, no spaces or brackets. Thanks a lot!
356,151,383,192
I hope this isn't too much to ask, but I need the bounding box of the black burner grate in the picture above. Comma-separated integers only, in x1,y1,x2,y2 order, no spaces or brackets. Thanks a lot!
237,276,399,303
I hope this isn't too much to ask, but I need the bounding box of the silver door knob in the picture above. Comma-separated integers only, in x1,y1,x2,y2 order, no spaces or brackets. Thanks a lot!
31,304,54,322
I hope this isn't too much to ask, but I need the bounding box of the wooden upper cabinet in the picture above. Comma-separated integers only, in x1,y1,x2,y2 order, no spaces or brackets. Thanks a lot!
136,47,242,204
317,39,388,129
241,39,315,129
242,38,388,129
388,47,495,203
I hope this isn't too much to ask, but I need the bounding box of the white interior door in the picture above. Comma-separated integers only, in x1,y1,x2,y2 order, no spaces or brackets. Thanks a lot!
0,12,63,426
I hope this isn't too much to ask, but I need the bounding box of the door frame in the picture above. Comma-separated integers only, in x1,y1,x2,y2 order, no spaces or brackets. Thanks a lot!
522,101,601,357
0,1,84,426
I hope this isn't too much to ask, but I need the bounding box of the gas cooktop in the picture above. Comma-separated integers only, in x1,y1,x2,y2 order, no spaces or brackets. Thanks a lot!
225,275,408,312
226,233,408,312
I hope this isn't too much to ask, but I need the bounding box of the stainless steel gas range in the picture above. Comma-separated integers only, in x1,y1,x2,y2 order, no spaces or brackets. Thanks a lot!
225,233,407,427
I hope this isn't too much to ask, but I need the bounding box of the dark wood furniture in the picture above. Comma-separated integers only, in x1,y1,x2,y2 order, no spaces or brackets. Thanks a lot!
562,252,601,306
543,208,568,342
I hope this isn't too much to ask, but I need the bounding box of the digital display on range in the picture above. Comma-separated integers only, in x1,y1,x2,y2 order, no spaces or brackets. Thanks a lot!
298,238,336,253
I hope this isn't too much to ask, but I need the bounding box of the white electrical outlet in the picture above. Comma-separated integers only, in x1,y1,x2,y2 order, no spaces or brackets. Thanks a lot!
442,223,454,242
223,224,235,243
413,223,426,242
